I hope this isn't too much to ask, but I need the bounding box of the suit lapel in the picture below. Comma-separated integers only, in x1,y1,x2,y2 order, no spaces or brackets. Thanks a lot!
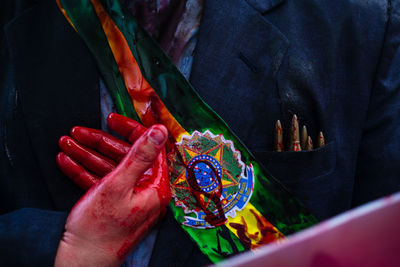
190,0,289,151
246,0,285,13
5,0,101,211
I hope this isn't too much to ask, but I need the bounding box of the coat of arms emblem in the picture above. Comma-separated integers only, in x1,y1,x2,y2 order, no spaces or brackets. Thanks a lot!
169,130,254,228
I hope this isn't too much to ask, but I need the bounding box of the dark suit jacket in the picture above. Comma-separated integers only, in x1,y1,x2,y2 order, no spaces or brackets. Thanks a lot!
1,0,400,266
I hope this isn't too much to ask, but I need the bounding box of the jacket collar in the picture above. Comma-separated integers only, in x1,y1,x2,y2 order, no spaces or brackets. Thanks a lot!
246,0,285,13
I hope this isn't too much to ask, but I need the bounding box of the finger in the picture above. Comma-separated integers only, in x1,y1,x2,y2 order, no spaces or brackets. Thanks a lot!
109,125,168,189
133,149,171,207
301,125,308,150
274,120,284,152
59,136,116,177
56,152,99,190
318,131,325,148
290,114,301,151
71,126,130,162
107,113,147,143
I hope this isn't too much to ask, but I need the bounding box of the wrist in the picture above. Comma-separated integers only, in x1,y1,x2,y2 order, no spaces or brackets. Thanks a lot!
55,231,121,267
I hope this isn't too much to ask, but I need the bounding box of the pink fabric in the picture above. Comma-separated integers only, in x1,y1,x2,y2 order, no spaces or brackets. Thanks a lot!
217,192,400,267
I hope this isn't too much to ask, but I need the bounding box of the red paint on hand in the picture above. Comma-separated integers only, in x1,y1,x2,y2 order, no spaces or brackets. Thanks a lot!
56,152,99,190
59,135,116,176
71,126,130,162
55,114,171,267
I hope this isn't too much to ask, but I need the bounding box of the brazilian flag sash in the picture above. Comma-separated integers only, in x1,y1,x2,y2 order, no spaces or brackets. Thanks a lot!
57,0,317,262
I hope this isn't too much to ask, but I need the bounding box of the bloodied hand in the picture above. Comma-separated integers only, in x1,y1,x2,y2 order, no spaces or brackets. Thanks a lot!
55,113,171,267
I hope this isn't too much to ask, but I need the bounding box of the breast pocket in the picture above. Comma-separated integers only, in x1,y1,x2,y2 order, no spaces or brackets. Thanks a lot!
252,141,337,219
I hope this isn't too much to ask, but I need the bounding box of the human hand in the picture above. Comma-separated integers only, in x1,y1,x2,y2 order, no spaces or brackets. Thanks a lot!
55,113,171,267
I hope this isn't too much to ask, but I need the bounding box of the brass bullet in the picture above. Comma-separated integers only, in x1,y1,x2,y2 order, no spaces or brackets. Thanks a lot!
318,131,325,148
301,125,308,150
290,115,301,151
306,136,313,150
275,120,284,152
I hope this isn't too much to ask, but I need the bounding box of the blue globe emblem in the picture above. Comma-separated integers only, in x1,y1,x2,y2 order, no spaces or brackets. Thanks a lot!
186,155,222,193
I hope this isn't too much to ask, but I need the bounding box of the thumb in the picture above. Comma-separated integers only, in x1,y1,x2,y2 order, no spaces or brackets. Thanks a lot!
108,124,168,188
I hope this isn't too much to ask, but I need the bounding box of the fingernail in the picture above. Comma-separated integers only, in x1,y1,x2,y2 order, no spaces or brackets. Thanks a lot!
70,126,80,136
107,112,117,121
148,127,166,145
59,136,72,148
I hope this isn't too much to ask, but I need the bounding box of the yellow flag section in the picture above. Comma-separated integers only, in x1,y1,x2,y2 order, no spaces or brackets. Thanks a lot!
226,203,285,249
